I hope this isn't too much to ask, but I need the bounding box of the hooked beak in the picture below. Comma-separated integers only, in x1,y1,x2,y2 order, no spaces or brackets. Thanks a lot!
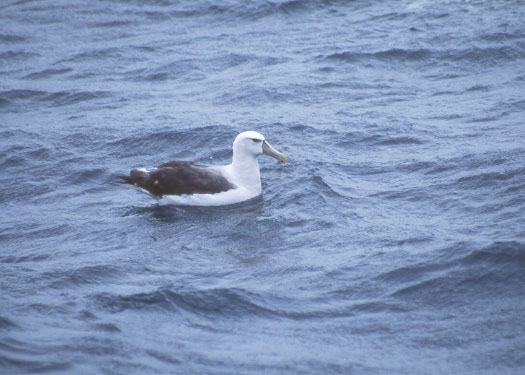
262,140,286,164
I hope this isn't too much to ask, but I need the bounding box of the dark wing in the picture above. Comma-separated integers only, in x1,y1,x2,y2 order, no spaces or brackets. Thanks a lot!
118,161,235,197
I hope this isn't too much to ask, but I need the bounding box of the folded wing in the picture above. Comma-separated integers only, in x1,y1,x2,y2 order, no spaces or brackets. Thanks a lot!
118,161,235,196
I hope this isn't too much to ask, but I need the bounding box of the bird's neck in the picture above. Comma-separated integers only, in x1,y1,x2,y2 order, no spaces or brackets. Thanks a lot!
231,153,261,191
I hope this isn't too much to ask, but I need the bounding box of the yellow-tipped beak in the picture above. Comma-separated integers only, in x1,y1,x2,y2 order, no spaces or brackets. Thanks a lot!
263,140,286,164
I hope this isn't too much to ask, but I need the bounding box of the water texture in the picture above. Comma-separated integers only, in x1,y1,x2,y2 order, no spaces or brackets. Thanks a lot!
1,0,524,374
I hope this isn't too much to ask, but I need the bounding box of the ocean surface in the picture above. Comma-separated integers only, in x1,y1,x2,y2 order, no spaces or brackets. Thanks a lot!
1,0,524,374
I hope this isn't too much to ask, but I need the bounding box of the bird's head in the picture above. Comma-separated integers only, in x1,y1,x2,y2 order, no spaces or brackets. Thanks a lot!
233,131,286,163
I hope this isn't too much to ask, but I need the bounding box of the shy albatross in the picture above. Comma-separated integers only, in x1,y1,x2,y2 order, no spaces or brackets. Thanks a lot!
118,131,286,206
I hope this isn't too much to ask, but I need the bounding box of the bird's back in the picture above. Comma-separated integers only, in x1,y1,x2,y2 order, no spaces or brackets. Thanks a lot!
118,161,235,197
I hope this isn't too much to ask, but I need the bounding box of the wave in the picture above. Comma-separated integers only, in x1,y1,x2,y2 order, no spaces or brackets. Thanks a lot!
311,174,347,199
0,89,111,112
119,196,264,223
107,125,228,159
164,0,336,21
0,153,28,169
451,169,523,190
0,34,28,43
0,253,49,264
92,286,410,322
384,241,525,307
1,223,70,245
0,339,71,374
43,90,111,107
125,53,252,82
89,19,137,29
0,89,47,101
69,0,337,28
461,241,525,267
57,47,122,63
22,68,72,80
126,61,204,82
479,31,524,42
369,187,435,203
93,287,278,317
0,181,54,204
320,46,525,67
388,150,524,198
324,48,434,63
0,316,19,330
44,265,125,289
91,322,121,333
0,50,39,61
65,168,108,185
362,134,425,146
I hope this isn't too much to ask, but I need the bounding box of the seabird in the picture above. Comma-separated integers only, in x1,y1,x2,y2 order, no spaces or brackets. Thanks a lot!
118,131,286,206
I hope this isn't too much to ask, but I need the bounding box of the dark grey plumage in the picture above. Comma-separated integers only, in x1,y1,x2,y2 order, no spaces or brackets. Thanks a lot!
117,161,235,197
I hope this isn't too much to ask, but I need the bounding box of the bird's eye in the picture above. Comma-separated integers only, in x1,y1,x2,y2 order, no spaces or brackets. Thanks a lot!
251,138,261,143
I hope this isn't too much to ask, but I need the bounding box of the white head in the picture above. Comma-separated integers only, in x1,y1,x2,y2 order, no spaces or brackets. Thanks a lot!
232,131,286,164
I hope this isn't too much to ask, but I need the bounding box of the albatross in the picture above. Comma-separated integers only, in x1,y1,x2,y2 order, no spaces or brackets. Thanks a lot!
118,131,286,206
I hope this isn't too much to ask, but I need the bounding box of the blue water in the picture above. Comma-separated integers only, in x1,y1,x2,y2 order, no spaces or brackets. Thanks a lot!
1,0,525,374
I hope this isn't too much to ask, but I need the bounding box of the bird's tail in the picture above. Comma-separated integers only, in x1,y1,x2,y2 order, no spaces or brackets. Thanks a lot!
116,175,134,184
117,169,149,186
